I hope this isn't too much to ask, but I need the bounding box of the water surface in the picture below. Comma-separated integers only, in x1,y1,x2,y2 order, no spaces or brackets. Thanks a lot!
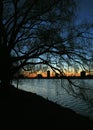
13,79,93,119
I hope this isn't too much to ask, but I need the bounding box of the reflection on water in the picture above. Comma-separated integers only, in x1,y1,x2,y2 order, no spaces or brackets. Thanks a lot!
13,79,93,119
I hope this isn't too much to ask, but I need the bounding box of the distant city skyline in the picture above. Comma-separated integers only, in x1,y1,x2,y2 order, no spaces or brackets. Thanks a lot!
21,69,93,79
22,70,81,78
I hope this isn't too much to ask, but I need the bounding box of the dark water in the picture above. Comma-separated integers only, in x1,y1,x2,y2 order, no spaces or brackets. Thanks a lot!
13,79,93,119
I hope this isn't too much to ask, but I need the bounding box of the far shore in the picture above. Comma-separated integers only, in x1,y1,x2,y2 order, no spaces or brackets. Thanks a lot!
14,75,93,80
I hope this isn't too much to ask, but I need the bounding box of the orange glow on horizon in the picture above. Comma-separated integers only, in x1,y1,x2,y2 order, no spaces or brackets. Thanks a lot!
22,70,80,78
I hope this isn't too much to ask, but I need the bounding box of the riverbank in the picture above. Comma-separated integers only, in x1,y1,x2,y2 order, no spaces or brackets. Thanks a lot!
0,85,93,129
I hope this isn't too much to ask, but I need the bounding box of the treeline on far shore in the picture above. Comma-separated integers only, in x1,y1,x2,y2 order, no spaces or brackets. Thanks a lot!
13,74,93,80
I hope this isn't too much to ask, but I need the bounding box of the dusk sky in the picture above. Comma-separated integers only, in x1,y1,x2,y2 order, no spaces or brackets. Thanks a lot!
77,0,93,23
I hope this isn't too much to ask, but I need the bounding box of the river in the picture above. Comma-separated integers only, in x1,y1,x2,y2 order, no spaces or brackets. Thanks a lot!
13,78,93,119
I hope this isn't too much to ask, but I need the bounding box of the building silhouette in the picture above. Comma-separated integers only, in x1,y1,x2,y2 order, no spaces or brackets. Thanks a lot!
80,71,86,77
47,70,50,78
37,74,43,78
55,72,59,78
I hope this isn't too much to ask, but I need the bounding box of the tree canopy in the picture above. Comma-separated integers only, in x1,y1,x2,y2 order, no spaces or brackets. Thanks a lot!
0,0,93,86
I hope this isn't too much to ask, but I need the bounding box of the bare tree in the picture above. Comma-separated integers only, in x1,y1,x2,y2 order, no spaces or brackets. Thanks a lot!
0,0,93,88
0,0,77,86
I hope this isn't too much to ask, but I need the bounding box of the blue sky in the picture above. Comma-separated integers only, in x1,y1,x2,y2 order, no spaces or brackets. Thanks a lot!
77,0,93,23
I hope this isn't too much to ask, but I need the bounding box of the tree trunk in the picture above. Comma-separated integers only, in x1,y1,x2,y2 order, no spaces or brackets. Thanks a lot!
0,48,12,87
0,69,11,87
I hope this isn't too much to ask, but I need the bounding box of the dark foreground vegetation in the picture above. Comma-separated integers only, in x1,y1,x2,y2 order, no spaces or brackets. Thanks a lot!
0,84,93,129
